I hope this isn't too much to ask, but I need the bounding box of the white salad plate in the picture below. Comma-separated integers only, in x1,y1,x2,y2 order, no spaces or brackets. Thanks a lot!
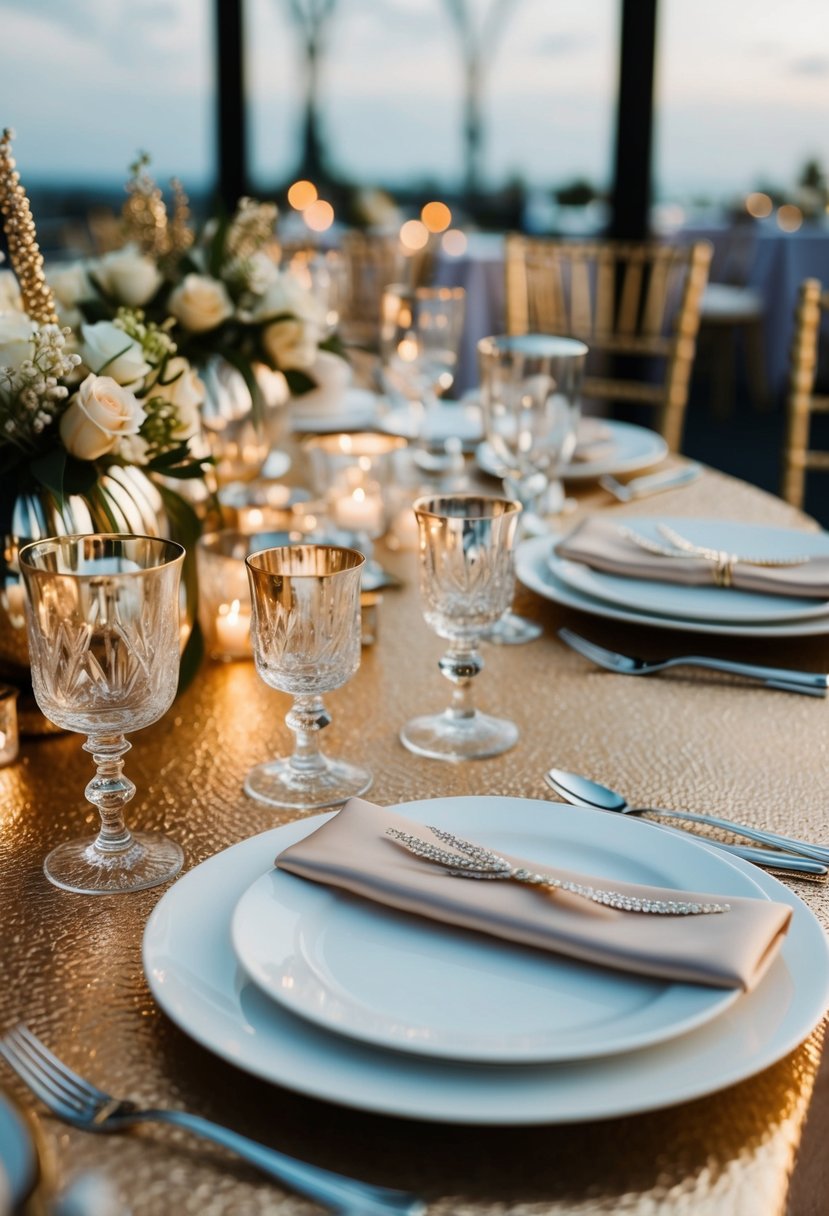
229,797,754,1064
143,797,829,1125
290,388,381,434
477,419,668,483
551,519,829,625
380,400,484,449
517,536,829,638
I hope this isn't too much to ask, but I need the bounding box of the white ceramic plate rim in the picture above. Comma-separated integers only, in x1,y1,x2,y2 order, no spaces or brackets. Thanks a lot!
142,798,829,1125
477,419,668,483
290,388,380,434
551,519,829,624
229,803,750,1063
517,536,829,638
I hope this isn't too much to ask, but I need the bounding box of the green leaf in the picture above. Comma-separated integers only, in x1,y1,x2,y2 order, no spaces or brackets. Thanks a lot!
208,210,230,279
284,368,317,396
319,332,346,359
29,449,99,500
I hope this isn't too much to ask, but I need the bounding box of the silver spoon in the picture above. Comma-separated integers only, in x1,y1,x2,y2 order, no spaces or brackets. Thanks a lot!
544,769,829,875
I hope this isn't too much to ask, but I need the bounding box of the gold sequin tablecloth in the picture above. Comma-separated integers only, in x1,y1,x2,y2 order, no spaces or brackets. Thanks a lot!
1,467,827,1216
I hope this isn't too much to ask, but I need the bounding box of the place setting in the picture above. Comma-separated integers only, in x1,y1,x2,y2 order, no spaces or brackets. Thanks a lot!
517,515,829,639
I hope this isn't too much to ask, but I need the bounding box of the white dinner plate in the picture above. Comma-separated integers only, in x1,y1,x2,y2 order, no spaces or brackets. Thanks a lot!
143,798,829,1125
380,401,483,449
290,388,381,434
0,1092,39,1212
517,535,829,638
477,419,668,483
230,799,753,1063
551,519,829,625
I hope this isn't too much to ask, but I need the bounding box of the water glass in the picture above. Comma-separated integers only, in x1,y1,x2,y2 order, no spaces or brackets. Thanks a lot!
401,495,521,761
19,534,185,894
245,544,371,809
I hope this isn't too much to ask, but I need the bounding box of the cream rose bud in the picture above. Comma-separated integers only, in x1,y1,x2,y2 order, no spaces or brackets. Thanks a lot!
167,274,233,333
82,321,152,385
251,272,326,328
48,262,92,310
60,374,147,461
262,317,319,371
156,356,204,439
95,246,163,308
0,310,36,370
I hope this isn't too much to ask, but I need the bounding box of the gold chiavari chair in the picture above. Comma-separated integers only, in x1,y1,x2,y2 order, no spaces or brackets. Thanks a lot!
782,277,829,508
505,235,712,452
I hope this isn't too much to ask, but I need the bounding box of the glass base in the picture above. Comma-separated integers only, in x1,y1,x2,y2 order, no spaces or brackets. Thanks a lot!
44,832,184,895
400,709,519,762
244,756,372,810
483,612,543,645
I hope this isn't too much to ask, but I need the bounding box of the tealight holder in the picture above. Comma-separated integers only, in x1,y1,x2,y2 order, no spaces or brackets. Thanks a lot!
197,530,301,661
304,432,407,541
218,479,317,535
0,685,19,766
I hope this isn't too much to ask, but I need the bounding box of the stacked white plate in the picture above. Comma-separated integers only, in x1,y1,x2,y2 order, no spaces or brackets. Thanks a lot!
477,418,668,483
143,796,829,1125
517,518,829,638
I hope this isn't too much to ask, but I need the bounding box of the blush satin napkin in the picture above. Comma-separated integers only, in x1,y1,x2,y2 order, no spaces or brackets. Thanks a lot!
555,516,829,597
275,798,792,991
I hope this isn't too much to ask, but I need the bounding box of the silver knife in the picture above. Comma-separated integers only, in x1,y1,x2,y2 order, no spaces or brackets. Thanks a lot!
600,462,702,501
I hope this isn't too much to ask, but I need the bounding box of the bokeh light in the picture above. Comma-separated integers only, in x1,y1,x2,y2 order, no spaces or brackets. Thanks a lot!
287,180,318,210
399,219,429,251
304,199,335,231
745,191,773,219
776,203,803,232
441,228,468,256
421,201,452,233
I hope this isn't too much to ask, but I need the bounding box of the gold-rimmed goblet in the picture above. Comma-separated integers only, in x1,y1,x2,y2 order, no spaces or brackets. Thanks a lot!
401,494,521,761
245,544,371,809
19,534,185,894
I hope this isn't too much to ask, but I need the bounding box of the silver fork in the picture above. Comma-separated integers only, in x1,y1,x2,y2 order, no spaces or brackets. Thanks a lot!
598,463,702,501
0,1026,425,1216
558,627,829,697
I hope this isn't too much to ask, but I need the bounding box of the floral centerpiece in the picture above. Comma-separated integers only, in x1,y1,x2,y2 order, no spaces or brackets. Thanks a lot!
59,155,338,413
0,130,210,697
0,131,209,542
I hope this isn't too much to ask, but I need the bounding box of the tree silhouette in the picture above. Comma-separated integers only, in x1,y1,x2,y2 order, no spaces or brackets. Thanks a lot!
282,0,340,183
443,0,519,204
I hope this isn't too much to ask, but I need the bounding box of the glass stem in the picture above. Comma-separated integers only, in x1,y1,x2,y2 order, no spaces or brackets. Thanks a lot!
83,734,135,855
285,695,331,775
438,645,484,720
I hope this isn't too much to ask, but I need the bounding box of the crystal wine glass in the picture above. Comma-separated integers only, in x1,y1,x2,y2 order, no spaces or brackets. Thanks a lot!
380,284,467,476
19,534,186,894
478,333,587,644
245,543,371,809
400,494,521,761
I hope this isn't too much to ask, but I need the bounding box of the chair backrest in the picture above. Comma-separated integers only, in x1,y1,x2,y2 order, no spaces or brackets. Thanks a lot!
505,236,712,452
782,278,829,508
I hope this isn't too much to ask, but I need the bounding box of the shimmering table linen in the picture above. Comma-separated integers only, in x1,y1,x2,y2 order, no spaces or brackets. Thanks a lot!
0,466,827,1216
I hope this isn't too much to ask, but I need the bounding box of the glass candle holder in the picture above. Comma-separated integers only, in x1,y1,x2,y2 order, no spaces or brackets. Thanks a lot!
304,432,407,541
0,685,19,766
197,529,301,661
218,480,315,535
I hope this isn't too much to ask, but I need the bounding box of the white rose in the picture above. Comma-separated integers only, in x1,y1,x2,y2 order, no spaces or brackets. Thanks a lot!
250,271,326,328
60,374,147,461
81,320,151,385
48,262,92,310
95,245,163,307
153,356,204,439
0,270,23,313
167,273,233,333
262,317,319,371
0,310,36,370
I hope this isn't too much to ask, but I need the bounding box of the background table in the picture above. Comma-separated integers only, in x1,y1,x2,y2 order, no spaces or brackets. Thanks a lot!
1,467,827,1215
